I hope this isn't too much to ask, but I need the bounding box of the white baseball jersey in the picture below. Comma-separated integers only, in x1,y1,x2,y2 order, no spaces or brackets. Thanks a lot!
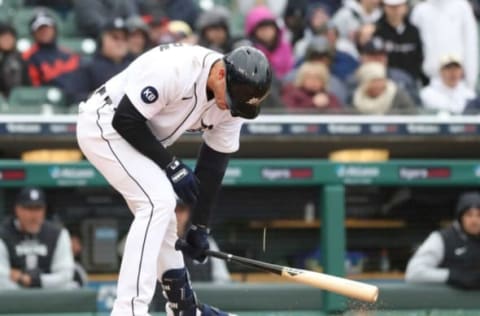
77,44,244,316
103,44,244,153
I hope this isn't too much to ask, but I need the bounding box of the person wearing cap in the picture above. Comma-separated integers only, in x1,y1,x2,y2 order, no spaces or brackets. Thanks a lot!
196,7,234,54
285,36,348,105
0,22,30,98
138,0,200,31
72,18,131,103
74,0,138,38
347,39,420,104
126,16,151,59
372,0,423,81
76,43,271,315
405,191,480,289
0,187,75,289
352,61,416,114
420,54,476,114
22,9,80,101
332,0,382,44
411,0,478,89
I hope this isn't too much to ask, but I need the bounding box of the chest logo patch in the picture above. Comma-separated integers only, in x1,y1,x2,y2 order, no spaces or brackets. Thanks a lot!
141,86,159,104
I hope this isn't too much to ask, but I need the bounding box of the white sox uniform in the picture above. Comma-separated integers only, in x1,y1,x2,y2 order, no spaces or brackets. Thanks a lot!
76,44,244,316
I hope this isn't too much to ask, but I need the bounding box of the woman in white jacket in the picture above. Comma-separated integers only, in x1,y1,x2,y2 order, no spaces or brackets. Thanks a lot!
411,0,478,89
420,55,476,114
332,0,382,41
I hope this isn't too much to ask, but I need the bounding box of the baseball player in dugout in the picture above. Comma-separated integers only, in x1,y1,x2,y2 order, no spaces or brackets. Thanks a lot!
405,191,480,289
76,43,272,315
0,187,75,289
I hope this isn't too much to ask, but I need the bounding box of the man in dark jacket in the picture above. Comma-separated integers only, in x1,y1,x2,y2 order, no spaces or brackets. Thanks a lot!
74,0,138,38
372,0,423,81
72,18,131,102
406,191,480,289
22,9,80,102
0,23,29,98
0,187,75,289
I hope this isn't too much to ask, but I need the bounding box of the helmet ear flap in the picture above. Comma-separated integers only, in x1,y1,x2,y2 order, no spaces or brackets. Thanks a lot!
223,46,272,119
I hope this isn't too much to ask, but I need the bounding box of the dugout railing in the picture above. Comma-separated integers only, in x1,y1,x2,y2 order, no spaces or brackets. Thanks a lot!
0,159,480,313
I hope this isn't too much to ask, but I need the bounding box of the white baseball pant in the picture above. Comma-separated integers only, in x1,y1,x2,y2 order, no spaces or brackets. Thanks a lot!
77,93,184,316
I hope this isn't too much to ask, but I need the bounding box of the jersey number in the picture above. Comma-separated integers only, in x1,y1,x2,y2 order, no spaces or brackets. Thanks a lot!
159,42,184,52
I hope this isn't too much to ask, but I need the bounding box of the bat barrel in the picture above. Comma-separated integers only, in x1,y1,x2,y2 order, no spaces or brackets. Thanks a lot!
207,248,378,303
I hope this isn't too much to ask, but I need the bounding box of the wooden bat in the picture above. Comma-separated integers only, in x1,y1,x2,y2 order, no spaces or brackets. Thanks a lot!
205,248,379,303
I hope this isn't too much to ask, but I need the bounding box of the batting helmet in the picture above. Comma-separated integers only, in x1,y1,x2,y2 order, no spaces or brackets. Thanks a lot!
223,46,272,119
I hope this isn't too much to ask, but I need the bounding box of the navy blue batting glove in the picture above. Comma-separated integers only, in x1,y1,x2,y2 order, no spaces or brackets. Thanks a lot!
165,158,200,205
176,225,210,263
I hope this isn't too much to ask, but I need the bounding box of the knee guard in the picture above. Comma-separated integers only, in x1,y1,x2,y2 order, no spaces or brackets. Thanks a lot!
161,268,197,315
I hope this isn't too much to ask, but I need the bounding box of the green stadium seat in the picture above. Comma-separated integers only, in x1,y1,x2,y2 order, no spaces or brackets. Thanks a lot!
60,12,80,37
59,37,97,56
8,86,67,114
0,0,24,9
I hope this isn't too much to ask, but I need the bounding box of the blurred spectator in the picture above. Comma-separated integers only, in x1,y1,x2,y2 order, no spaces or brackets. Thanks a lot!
332,0,382,42
245,6,294,80
283,0,308,45
148,14,173,45
352,62,416,114
420,55,475,115
282,61,341,112
138,0,200,30
411,0,478,89
22,9,80,102
175,201,230,283
69,229,88,288
286,36,348,104
236,0,288,17
372,0,423,82
74,0,138,38
0,187,75,289
24,0,73,18
349,40,420,104
405,191,480,290
72,18,131,102
126,16,151,59
196,7,234,54
0,23,30,98
355,23,377,50
293,3,332,59
168,20,196,45
149,200,231,312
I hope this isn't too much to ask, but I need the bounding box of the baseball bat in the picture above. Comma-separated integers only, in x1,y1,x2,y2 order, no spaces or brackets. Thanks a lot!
176,240,378,303
206,248,378,303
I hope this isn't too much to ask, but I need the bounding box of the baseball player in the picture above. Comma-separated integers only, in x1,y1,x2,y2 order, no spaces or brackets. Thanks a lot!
76,43,272,316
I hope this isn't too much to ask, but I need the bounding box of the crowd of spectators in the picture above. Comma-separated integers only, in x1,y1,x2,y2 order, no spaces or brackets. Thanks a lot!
1,0,480,115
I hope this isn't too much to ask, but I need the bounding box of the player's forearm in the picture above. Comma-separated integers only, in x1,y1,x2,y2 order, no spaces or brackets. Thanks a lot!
40,269,75,288
40,229,75,288
191,143,229,226
0,241,19,289
112,95,174,169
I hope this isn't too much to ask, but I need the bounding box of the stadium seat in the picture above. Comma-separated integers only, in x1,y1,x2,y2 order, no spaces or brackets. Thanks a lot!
59,37,97,56
60,12,80,37
8,86,67,113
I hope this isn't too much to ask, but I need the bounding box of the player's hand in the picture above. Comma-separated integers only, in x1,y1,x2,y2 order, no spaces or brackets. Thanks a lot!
175,225,210,263
165,158,200,205
10,269,22,283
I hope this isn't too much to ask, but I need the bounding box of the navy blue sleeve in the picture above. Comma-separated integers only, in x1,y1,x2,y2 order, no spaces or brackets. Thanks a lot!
191,143,229,226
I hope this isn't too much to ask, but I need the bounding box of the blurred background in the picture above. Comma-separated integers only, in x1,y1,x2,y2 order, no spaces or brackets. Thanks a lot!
0,0,480,315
